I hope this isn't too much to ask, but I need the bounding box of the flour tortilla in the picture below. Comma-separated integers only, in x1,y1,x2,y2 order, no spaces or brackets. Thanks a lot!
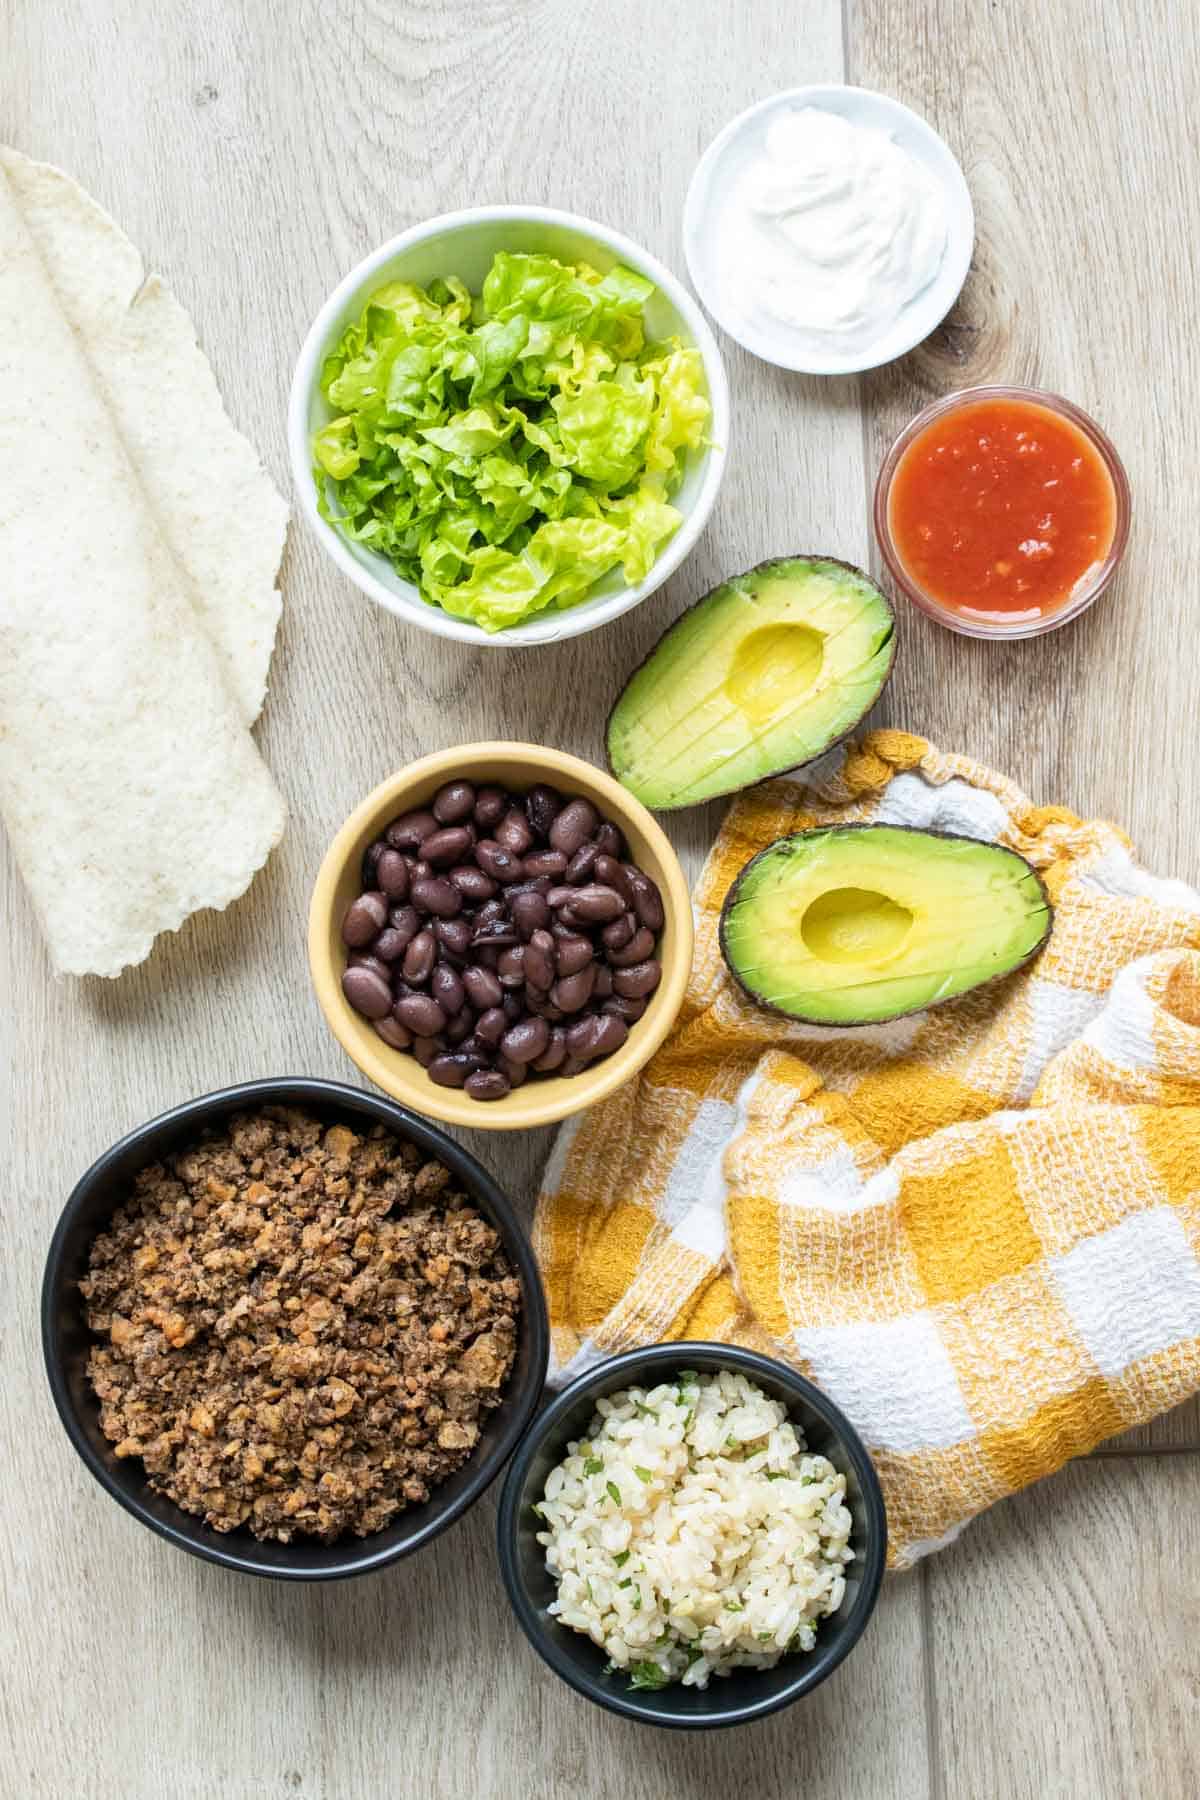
0,148,286,724
0,157,286,978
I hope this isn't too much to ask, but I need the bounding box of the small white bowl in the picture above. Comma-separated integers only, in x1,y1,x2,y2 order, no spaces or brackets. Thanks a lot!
289,205,730,648
684,85,974,377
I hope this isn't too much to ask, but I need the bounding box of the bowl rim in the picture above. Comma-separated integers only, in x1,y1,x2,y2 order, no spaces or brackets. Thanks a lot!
307,743,695,1131
872,382,1133,638
496,1340,888,1728
683,83,975,376
287,203,731,649
41,1076,550,1581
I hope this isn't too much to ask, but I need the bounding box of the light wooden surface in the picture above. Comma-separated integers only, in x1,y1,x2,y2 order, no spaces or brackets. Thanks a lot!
2,1,1198,1794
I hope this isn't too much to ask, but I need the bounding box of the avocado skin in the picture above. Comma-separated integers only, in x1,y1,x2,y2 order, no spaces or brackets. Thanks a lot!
717,823,1053,1027
605,555,897,810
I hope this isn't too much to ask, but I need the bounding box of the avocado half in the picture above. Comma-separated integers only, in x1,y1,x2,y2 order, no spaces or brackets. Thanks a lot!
606,556,895,810
719,824,1052,1025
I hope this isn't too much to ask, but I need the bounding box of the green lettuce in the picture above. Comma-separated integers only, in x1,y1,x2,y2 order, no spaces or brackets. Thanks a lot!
313,250,710,632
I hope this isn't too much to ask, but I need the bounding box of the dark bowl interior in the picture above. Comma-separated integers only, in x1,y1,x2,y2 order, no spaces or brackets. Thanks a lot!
497,1342,886,1728
42,1077,549,1580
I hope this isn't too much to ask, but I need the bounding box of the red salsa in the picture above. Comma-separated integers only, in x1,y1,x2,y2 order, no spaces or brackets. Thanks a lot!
887,397,1118,623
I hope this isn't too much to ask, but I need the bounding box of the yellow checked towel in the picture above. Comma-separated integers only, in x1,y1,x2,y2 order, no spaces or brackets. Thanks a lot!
534,732,1200,1567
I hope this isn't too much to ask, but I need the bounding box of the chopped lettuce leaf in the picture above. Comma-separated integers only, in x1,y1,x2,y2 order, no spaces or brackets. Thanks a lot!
313,250,709,631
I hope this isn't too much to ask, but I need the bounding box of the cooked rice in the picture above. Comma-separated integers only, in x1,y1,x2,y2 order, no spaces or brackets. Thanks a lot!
536,1368,853,1689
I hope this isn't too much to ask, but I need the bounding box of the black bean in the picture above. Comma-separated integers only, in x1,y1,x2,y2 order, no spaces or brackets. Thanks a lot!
463,964,503,1010
402,929,437,985
558,1056,589,1079
474,1006,507,1047
466,1069,511,1101
472,917,521,949
625,866,665,932
551,966,596,1013
497,946,527,989
546,886,577,910
593,1012,629,1057
449,864,497,902
594,822,624,859
497,1054,527,1088
434,915,474,960
388,904,421,945
508,875,553,900
394,992,448,1036
411,860,432,882
473,785,507,829
501,1017,550,1065
341,965,393,1019
371,927,409,963
346,953,390,980
445,1010,475,1046
550,797,599,855
431,963,466,1015
411,876,462,918
361,838,387,886
474,897,508,928
592,964,614,999
612,959,661,999
432,779,476,824
375,849,410,901
532,1027,568,1073
554,934,593,977
523,938,555,990
565,1015,607,1061
495,808,534,855
386,810,438,850
341,891,388,948
421,826,473,868
602,912,637,953
501,994,524,1023
603,994,646,1023
525,784,563,839
475,839,524,884
474,943,501,970
373,1015,413,1049
428,1053,484,1089
411,1034,447,1069
595,856,634,904
527,994,565,1022
522,848,568,879
610,926,656,968
566,883,625,923
565,842,599,885
510,888,550,939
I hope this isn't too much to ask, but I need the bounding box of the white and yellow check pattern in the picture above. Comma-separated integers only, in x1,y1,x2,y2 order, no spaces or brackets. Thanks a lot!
534,733,1200,1566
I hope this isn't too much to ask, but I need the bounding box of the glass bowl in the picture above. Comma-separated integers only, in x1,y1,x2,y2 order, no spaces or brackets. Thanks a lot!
873,384,1131,639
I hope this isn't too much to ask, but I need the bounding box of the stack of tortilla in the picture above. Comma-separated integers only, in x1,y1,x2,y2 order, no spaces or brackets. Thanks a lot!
0,148,288,978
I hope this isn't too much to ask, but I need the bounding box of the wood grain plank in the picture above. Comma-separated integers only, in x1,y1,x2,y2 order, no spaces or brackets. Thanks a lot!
924,1456,1200,1799
846,0,1200,1454
0,1,935,1795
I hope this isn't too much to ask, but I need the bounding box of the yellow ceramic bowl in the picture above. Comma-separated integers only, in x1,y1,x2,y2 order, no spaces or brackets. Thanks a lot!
308,744,694,1131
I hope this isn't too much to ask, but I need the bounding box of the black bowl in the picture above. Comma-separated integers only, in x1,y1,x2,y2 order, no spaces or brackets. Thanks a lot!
497,1342,886,1728
42,1077,549,1580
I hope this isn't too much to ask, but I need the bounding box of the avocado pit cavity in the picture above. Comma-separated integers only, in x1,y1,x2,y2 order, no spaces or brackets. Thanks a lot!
800,886,914,965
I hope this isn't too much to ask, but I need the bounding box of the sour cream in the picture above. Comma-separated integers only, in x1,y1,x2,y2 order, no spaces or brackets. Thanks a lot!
723,108,949,355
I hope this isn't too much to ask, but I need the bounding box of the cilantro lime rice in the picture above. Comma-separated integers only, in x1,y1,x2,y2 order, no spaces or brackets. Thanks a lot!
535,1368,853,1691
312,251,710,632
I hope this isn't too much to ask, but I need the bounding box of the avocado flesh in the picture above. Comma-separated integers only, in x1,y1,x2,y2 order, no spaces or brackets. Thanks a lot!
720,826,1052,1025
607,557,894,810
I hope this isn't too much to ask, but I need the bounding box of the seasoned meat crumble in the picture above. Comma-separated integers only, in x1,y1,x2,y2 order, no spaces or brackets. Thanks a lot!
80,1107,520,1542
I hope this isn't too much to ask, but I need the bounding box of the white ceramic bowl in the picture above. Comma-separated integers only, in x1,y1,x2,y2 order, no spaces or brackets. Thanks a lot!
684,85,974,377
289,206,730,648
